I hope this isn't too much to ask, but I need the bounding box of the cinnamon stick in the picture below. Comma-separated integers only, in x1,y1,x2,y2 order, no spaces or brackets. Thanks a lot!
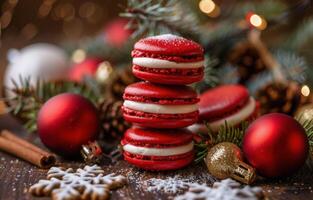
0,100,7,115
0,130,56,168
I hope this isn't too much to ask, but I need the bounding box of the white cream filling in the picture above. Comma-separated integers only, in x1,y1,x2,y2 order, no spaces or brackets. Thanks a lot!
188,97,256,133
123,100,198,114
123,142,194,156
133,57,204,69
188,123,208,133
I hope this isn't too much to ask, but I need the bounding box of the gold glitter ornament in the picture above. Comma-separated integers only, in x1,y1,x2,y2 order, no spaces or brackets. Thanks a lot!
295,104,313,123
205,142,256,184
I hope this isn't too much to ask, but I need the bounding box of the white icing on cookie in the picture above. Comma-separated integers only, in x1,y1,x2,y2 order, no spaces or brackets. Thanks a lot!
123,100,198,114
29,165,127,200
133,57,204,69
123,142,194,156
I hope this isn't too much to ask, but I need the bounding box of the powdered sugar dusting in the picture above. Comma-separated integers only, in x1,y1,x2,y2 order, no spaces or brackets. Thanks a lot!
147,34,184,41
126,166,216,196
145,175,190,193
174,179,264,200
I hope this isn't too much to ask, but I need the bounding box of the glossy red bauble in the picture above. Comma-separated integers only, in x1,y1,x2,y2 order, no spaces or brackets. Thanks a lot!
69,58,104,82
37,93,99,156
242,113,309,178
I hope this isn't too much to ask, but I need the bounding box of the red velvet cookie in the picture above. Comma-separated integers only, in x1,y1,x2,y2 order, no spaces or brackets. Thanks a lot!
189,85,259,133
132,34,204,85
121,127,194,170
122,81,199,128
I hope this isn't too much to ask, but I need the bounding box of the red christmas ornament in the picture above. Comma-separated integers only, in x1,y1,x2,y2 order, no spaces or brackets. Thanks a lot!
242,113,309,178
37,93,99,156
69,58,104,82
104,18,132,48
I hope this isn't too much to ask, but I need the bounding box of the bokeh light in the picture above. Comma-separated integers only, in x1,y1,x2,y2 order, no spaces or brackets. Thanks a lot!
72,49,86,63
301,85,310,97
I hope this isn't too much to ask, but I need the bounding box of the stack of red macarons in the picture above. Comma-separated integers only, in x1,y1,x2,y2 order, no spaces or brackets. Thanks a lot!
121,34,204,170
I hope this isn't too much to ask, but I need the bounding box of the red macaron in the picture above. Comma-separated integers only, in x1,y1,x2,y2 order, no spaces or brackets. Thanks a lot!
121,127,194,170
189,85,259,133
131,34,204,85
122,82,199,128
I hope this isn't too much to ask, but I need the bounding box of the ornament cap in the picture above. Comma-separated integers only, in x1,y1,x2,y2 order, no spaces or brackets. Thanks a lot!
232,162,256,184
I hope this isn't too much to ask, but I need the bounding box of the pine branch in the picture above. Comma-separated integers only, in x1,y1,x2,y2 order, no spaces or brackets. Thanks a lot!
214,121,249,147
194,141,209,164
232,0,287,19
6,77,102,132
274,50,308,84
284,18,313,49
202,23,248,57
64,36,133,65
120,0,200,40
246,71,273,95
194,121,249,164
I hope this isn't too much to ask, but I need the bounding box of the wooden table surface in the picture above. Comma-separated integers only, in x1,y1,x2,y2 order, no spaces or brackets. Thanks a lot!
0,114,313,200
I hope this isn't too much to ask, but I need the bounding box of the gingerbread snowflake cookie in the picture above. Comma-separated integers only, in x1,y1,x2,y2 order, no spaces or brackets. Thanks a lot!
29,165,127,200
175,178,264,200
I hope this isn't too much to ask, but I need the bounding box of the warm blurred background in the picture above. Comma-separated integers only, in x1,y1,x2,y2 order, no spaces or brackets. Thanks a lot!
0,0,126,91
2,0,313,136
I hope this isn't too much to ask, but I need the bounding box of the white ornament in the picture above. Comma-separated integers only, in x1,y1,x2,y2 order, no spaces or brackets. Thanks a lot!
29,165,127,200
4,43,69,97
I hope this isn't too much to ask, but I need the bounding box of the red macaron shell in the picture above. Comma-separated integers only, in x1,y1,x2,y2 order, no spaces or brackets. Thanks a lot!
123,151,194,171
123,82,199,128
133,34,203,56
132,67,204,85
122,127,193,147
199,85,249,121
123,110,198,128
121,127,194,170
123,82,198,104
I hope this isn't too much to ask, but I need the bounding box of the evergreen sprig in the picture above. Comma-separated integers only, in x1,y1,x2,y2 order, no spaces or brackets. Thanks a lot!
120,0,200,39
64,36,133,65
6,77,101,132
232,0,287,19
274,50,308,83
284,18,313,49
194,121,249,163
214,121,249,146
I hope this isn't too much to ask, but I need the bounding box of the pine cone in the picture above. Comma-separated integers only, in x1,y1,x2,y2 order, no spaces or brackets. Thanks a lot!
228,42,266,84
109,68,138,100
98,100,130,141
256,82,301,115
